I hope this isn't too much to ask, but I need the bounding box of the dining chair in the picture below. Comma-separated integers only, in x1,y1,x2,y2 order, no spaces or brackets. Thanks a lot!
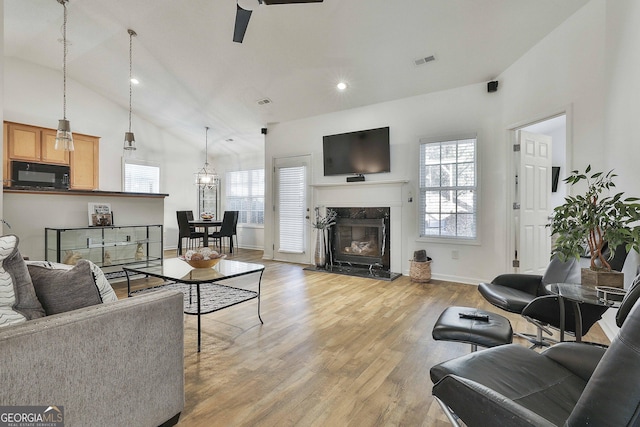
176,210,204,255
209,211,238,253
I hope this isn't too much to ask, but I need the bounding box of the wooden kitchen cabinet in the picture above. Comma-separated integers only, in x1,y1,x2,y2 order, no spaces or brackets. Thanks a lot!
4,121,100,190
3,123,9,185
70,134,99,190
2,123,11,187
41,128,70,164
6,122,69,165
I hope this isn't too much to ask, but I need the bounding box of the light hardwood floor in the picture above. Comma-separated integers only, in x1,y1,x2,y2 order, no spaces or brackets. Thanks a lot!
111,249,609,427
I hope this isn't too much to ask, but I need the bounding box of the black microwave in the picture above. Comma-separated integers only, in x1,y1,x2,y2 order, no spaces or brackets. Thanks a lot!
11,161,71,189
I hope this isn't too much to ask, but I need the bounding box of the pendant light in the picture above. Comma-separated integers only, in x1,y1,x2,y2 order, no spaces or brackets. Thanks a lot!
124,29,137,150
55,0,74,151
194,127,219,189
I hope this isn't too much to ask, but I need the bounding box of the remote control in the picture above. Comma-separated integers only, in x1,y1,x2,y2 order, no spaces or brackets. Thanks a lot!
458,312,490,321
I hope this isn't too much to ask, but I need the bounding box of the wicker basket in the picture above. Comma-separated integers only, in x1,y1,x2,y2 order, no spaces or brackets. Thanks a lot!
410,260,432,283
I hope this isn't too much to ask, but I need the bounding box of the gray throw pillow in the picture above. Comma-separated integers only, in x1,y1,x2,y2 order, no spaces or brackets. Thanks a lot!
25,259,118,303
0,235,45,326
28,259,102,315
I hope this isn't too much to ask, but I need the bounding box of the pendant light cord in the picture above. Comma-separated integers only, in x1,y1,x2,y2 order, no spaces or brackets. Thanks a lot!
128,29,136,133
205,127,210,167
61,0,68,120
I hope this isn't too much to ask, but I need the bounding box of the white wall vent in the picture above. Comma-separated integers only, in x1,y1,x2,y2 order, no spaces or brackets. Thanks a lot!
414,55,436,66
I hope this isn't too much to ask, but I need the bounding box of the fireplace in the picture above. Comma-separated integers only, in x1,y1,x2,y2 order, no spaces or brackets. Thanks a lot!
333,217,386,267
325,207,397,279
310,179,405,279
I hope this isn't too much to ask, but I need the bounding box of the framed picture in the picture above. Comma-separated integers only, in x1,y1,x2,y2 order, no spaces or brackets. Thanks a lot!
88,203,113,227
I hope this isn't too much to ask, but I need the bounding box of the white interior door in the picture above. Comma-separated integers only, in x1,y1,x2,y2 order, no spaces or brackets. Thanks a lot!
273,155,311,264
518,130,552,274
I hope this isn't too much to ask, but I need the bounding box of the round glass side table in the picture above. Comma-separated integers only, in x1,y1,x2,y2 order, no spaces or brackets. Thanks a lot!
545,283,618,342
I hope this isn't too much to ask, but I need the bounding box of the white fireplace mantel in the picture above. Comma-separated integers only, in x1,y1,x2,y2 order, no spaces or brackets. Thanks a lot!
312,179,408,273
311,179,409,188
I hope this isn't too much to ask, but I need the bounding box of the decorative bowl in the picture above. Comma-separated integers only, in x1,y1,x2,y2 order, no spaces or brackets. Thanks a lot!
200,213,214,220
181,254,226,269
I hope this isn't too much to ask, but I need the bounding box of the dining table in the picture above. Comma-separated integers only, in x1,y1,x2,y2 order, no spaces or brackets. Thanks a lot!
188,219,222,248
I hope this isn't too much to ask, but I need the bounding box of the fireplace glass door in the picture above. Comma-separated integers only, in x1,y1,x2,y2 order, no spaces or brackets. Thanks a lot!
333,218,385,266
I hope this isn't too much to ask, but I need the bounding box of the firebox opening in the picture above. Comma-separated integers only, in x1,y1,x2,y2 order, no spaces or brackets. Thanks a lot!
333,218,386,268
342,230,378,256
328,207,396,274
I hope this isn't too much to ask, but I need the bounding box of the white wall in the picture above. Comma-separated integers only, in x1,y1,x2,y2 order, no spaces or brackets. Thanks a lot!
603,0,640,194
3,192,164,260
499,0,607,172
5,0,639,337
476,0,638,339
2,58,264,253
599,0,640,337
265,83,502,282
264,0,611,285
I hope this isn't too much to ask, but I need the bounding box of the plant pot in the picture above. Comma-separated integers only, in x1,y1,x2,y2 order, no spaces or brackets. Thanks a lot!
581,268,624,288
314,230,326,269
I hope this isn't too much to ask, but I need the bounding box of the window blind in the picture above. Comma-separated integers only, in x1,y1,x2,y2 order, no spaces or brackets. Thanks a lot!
124,161,160,193
226,169,265,225
419,138,477,238
278,165,306,253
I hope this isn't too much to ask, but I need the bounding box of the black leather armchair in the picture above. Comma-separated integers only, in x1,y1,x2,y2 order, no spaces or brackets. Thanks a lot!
479,257,588,347
431,276,640,426
478,252,625,347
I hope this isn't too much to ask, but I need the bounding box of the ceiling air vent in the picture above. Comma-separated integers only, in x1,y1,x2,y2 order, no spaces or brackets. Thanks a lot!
414,55,436,66
257,98,272,106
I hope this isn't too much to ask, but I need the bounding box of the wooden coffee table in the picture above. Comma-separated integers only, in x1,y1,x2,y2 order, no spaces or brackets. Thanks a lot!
124,258,265,352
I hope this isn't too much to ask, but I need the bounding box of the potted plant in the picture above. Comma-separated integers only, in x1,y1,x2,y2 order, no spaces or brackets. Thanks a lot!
549,165,640,287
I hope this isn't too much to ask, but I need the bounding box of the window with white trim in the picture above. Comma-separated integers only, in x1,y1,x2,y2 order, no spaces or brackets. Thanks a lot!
226,169,265,225
123,159,160,193
419,137,477,239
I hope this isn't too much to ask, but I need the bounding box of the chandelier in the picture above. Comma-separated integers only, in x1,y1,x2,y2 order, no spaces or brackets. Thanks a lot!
194,127,219,189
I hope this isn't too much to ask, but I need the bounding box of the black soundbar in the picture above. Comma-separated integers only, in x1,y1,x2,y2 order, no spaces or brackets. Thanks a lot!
346,175,365,182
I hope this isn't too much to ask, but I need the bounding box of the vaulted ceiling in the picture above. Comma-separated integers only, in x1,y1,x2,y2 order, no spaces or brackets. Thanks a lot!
4,0,589,156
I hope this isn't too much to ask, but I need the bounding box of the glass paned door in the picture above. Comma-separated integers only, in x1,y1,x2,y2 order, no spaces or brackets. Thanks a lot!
274,155,311,264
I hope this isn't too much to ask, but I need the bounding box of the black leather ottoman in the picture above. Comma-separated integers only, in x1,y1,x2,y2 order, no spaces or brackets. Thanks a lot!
432,306,513,351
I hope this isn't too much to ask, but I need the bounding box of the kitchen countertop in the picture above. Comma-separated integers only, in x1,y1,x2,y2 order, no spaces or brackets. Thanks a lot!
3,187,169,198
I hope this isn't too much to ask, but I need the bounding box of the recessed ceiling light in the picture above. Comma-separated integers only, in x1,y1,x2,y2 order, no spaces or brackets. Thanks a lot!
130,78,139,85
336,82,348,91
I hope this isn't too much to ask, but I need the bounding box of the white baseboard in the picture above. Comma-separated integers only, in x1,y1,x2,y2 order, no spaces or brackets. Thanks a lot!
424,273,481,286
598,309,620,341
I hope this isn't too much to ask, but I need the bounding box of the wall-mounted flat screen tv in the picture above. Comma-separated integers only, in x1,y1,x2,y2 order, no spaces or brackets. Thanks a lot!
323,126,390,176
